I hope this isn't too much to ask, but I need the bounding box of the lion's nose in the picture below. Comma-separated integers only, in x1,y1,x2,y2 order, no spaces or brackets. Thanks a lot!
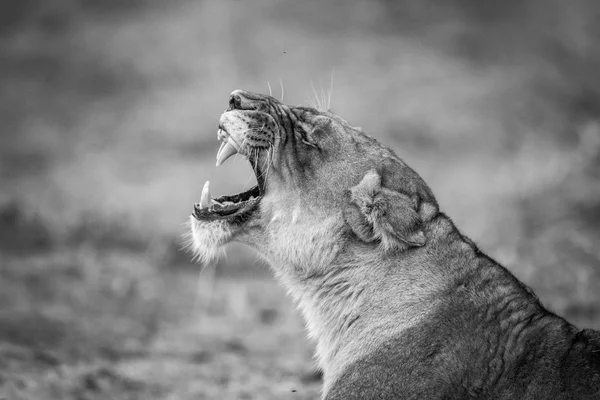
229,93,242,110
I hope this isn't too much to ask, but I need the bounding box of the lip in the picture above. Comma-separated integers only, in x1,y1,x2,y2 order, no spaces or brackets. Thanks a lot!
192,185,261,222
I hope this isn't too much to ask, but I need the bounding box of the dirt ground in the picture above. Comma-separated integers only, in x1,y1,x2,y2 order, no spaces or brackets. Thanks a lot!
0,248,321,400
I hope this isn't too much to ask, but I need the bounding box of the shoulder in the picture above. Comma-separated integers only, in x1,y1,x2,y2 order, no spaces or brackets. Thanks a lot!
324,332,468,400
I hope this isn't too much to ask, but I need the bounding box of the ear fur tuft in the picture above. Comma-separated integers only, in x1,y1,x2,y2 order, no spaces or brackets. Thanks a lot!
343,170,426,252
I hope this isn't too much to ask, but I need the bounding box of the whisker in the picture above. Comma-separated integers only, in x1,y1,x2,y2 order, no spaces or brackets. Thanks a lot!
261,147,270,176
265,144,273,183
279,78,285,102
306,97,317,108
234,137,248,163
267,81,272,97
253,148,258,172
193,268,203,311
310,78,322,111
239,137,248,152
242,159,256,191
318,78,326,111
193,258,218,318
254,145,273,188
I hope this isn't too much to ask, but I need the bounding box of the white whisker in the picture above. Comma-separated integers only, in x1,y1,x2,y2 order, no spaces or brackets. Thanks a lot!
239,137,248,152
317,78,324,110
233,137,247,163
267,81,272,97
279,78,285,102
310,78,322,111
254,144,274,188
193,268,203,311
253,148,258,172
265,144,273,183
242,167,255,191
260,148,270,176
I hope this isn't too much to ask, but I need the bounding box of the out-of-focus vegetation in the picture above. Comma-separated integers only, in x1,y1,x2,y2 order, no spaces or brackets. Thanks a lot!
0,0,599,398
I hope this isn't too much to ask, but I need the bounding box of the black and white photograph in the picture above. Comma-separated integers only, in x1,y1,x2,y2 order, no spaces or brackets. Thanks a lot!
1,1,599,399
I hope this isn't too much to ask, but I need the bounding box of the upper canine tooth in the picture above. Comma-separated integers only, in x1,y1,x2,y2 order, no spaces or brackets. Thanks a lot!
217,141,227,158
216,141,237,167
201,181,211,209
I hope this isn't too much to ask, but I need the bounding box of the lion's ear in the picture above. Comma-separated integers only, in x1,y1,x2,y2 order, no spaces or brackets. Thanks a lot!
343,170,426,251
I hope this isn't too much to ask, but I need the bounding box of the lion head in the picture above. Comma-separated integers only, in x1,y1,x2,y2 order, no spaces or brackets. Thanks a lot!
189,89,439,274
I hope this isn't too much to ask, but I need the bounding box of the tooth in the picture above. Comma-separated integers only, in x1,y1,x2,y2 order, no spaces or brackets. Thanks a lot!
201,181,211,209
216,141,237,166
216,141,227,159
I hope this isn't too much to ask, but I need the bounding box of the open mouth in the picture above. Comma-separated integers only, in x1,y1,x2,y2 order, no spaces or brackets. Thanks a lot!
192,127,263,221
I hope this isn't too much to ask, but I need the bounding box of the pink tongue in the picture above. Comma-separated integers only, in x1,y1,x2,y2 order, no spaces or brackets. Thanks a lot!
216,141,237,166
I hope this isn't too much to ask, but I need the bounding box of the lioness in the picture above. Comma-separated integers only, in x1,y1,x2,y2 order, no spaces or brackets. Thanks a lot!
189,90,600,399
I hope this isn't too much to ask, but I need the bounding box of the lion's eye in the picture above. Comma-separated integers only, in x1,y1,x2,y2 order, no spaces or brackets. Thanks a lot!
301,138,319,149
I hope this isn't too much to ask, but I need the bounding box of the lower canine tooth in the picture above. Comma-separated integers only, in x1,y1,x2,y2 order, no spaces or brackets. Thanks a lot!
201,181,211,209
216,141,237,166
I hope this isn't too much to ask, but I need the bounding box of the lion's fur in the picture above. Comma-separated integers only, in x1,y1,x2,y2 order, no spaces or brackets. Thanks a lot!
190,90,600,399
187,217,230,264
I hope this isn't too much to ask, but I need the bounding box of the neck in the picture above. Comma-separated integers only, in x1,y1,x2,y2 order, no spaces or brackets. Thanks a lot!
270,245,444,384
254,212,447,379
274,257,368,372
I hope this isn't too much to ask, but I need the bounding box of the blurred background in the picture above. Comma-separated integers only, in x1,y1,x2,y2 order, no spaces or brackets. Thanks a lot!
1,0,599,398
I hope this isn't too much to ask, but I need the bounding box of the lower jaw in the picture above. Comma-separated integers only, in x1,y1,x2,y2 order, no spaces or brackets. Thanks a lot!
192,186,262,223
